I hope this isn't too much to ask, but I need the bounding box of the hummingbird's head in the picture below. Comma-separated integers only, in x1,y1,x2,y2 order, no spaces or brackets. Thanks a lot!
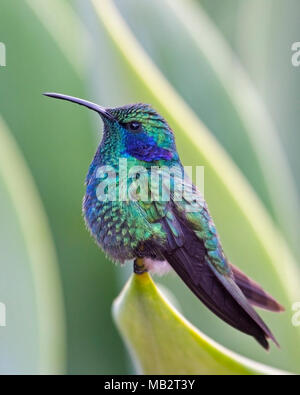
44,93,178,164
107,103,178,162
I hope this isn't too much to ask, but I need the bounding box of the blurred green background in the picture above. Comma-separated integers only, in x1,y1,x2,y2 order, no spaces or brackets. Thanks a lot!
0,0,299,374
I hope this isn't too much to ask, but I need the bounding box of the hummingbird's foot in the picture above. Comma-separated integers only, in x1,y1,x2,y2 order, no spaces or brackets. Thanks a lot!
134,258,148,275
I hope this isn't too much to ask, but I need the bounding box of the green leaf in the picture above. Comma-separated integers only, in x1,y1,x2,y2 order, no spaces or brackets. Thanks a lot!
167,0,300,251
113,272,289,375
0,117,66,374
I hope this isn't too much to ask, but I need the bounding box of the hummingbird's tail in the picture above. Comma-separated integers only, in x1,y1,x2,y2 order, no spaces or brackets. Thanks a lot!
164,247,275,350
206,258,280,349
230,264,285,313
161,212,282,350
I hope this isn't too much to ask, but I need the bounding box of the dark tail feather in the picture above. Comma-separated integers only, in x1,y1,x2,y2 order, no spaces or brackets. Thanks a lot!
164,247,277,350
207,259,280,349
230,264,285,312
160,210,280,350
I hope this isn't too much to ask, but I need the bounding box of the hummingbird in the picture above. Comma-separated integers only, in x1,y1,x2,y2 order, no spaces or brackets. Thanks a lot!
44,92,284,350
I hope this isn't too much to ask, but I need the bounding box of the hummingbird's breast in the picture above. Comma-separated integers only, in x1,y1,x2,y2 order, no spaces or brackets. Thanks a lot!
82,167,166,263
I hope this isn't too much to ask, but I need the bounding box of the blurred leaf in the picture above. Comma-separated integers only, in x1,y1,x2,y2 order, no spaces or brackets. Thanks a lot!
234,0,300,258
0,117,65,374
167,0,300,250
26,0,91,77
114,272,289,375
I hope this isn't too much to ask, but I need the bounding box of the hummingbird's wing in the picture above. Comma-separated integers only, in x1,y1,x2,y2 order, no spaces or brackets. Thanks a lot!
143,169,281,349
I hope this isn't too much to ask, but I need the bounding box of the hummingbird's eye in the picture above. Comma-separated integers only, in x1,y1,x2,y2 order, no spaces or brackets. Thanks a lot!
126,121,142,133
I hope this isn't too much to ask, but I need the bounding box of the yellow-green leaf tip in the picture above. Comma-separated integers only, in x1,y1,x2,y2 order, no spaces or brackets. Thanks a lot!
113,272,289,375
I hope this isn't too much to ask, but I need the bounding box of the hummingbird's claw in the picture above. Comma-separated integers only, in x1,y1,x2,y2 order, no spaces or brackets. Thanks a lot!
134,258,148,275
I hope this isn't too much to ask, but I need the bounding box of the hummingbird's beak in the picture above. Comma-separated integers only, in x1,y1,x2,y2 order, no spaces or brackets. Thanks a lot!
43,92,115,121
